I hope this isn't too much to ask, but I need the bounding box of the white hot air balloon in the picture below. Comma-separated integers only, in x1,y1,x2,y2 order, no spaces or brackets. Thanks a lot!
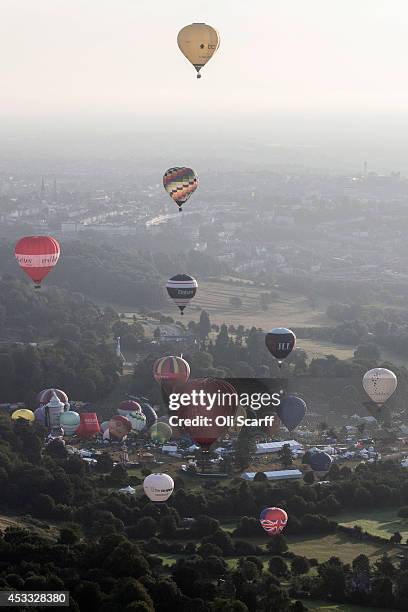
363,368,397,405
143,473,174,502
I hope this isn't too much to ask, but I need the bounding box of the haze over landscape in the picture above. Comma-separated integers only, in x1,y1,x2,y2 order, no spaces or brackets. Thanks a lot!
2,2,408,612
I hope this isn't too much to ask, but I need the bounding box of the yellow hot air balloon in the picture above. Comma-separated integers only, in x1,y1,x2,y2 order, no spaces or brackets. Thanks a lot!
11,409,35,422
177,23,220,78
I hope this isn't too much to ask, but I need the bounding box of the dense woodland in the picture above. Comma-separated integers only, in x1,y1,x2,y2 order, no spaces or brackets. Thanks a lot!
0,418,408,610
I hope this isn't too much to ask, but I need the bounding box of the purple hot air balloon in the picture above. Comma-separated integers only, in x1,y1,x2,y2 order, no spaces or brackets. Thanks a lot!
277,395,306,432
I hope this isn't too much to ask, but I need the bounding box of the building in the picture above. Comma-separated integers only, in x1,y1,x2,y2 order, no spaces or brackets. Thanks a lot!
240,469,303,481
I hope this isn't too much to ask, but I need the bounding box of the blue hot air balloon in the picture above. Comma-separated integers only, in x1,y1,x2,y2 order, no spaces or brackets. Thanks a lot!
277,395,306,432
309,450,332,472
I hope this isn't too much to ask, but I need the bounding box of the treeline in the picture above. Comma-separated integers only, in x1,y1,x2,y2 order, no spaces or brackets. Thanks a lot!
0,278,121,402
0,239,229,310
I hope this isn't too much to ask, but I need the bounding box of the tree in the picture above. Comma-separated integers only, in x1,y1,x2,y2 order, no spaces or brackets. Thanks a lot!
291,556,310,576
268,556,288,578
278,444,293,469
198,311,211,342
303,471,315,485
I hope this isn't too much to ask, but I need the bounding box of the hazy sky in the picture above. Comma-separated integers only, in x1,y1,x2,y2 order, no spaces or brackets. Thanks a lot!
2,0,408,118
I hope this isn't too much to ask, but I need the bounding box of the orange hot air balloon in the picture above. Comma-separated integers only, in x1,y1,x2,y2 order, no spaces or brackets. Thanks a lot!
15,236,60,288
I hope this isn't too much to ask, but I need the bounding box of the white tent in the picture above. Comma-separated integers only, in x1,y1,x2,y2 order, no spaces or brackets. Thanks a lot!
240,469,303,481
255,440,303,455
118,485,135,495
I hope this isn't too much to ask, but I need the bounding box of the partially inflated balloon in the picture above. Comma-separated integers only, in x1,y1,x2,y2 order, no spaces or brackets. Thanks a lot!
118,400,141,417
11,409,35,422
265,328,296,365
259,507,288,536
177,23,220,78
143,473,174,502
15,236,60,288
277,395,306,432
363,368,397,406
36,388,68,407
109,415,132,440
59,411,80,436
309,450,332,472
128,411,146,432
163,167,198,211
150,422,172,445
167,274,197,315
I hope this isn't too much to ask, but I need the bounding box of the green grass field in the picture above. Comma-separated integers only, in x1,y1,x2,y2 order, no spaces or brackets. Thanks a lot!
337,509,408,541
300,600,398,612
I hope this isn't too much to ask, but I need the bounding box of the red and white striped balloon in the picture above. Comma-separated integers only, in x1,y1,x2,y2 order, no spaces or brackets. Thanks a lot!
15,236,60,288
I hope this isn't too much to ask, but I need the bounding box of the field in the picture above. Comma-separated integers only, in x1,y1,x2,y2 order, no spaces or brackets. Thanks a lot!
105,279,408,368
300,601,398,612
337,509,408,541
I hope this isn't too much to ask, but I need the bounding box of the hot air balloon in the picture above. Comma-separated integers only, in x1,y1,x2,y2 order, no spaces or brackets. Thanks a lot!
177,23,220,78
36,388,68,407
163,167,198,212
150,422,172,445
100,420,110,433
128,410,146,432
265,328,296,366
45,393,65,428
177,378,238,450
277,395,306,432
11,409,35,422
153,355,190,386
76,413,100,439
167,274,198,315
363,368,397,406
34,405,46,424
108,415,132,440
143,473,174,502
259,507,288,536
118,400,141,417
308,450,332,472
59,411,80,436
15,236,60,288
140,402,157,428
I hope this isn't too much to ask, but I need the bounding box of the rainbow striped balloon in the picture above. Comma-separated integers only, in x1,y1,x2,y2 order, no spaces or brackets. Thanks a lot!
163,167,198,211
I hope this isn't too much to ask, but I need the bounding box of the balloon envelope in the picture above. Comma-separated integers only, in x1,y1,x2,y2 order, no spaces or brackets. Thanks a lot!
11,409,35,422
363,368,397,405
259,507,288,536
177,378,237,450
309,450,332,472
118,400,141,417
163,167,198,211
166,274,197,315
59,411,80,436
143,473,174,502
36,388,68,407
177,23,220,78
265,328,296,363
150,422,172,444
15,235,60,288
76,413,100,439
128,411,146,432
109,415,132,440
277,395,306,432
141,403,157,428
154,355,190,386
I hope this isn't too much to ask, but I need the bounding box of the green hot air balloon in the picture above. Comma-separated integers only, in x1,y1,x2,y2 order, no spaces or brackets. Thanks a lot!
150,422,172,445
